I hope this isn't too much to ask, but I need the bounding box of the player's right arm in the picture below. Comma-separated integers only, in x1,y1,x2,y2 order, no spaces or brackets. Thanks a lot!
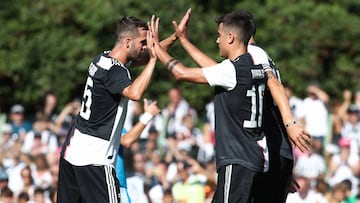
173,8,217,67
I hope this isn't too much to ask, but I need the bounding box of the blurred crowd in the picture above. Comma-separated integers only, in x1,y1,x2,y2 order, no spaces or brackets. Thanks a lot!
0,84,360,203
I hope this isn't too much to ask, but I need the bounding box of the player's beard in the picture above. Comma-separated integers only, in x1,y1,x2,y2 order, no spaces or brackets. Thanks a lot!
128,43,149,65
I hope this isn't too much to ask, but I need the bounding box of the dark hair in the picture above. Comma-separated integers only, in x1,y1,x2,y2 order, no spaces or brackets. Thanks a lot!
0,186,13,197
21,166,34,184
341,179,352,191
34,187,45,195
215,11,254,46
115,17,148,42
18,192,30,201
238,10,256,37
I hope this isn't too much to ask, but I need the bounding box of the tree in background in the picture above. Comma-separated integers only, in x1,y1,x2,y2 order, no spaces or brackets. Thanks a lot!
0,0,359,116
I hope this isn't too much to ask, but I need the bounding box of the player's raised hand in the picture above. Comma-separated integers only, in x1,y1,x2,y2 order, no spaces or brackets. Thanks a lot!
143,98,160,116
149,15,160,44
287,124,312,152
172,8,191,41
146,29,156,60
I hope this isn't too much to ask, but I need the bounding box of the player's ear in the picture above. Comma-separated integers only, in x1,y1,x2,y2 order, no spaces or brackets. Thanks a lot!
124,37,131,49
227,32,235,44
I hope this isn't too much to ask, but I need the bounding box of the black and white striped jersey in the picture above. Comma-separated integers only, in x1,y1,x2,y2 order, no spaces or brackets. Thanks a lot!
248,44,293,160
202,53,269,173
62,51,132,167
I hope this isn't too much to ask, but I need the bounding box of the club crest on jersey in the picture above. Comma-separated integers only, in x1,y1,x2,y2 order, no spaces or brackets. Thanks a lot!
89,63,98,76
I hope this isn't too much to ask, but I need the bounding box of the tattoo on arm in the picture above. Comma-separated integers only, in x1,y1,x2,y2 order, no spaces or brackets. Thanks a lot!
265,70,277,80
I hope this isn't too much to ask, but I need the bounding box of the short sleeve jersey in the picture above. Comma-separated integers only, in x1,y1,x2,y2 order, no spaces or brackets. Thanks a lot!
248,44,293,160
62,51,132,167
202,53,269,172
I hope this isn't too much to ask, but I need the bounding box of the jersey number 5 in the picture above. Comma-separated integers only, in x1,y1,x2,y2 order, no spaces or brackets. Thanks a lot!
80,77,93,120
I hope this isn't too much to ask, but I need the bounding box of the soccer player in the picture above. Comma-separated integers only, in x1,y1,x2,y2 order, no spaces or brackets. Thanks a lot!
153,9,311,203
244,10,312,203
57,16,160,203
150,10,269,203
176,9,311,203
173,9,310,202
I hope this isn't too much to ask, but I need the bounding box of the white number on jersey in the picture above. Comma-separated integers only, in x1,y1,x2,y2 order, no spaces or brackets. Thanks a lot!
244,84,265,128
80,77,93,120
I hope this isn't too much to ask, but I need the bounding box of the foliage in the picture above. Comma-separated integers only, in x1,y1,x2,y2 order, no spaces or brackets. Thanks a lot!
0,0,359,115
235,0,360,98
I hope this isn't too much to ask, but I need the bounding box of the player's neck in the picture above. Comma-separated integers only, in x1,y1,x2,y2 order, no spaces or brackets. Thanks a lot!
228,45,247,61
109,46,127,64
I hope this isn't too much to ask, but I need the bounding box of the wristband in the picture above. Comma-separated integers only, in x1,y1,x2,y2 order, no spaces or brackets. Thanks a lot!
168,60,179,72
139,112,153,125
285,120,296,128
165,58,175,69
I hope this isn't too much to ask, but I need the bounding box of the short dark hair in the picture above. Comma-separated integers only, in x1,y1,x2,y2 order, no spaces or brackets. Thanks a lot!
115,17,148,42
215,11,254,46
238,10,256,37
0,187,13,198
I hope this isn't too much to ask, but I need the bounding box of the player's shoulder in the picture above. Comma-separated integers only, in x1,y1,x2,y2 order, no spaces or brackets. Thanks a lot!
248,44,268,57
94,51,125,70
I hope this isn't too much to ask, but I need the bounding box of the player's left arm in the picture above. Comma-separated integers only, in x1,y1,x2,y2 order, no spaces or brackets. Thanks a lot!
265,70,311,152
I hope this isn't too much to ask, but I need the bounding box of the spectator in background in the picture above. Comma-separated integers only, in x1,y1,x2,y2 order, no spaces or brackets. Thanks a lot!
144,127,161,163
171,161,206,203
325,181,347,203
32,187,52,203
354,90,360,115
0,186,14,203
161,87,193,139
126,152,149,203
328,137,359,190
17,191,30,203
0,124,15,159
175,113,201,160
196,123,215,165
47,155,59,203
18,166,35,200
205,100,215,131
21,113,58,156
163,188,175,203
0,107,7,136
300,83,329,156
145,160,168,203
328,90,352,146
286,171,328,203
6,142,27,196
51,98,81,147
341,104,360,161
31,154,52,191
341,179,359,203
36,91,58,123
8,104,32,142
294,144,326,182
283,82,305,125
0,168,9,191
